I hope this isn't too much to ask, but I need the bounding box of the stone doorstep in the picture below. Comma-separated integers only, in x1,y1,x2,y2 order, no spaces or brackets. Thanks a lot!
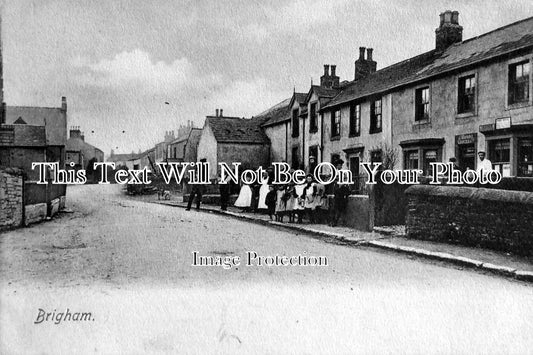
153,200,532,283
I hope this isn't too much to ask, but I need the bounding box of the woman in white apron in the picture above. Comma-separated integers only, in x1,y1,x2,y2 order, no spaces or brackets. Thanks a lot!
234,183,252,211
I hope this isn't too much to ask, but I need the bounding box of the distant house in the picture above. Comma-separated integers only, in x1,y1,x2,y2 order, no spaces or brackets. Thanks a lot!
65,126,104,171
0,97,68,180
167,127,202,163
107,151,138,168
154,131,175,163
197,109,271,179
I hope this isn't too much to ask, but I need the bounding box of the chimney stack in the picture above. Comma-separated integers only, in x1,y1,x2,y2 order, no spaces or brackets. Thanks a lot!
215,109,219,117
220,109,223,117
435,10,462,52
320,64,339,88
70,125,82,139
354,47,377,81
61,96,67,112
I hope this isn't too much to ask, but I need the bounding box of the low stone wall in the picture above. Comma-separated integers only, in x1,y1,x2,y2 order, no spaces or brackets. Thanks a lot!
405,185,533,256
331,195,372,231
25,203,47,225
0,168,24,230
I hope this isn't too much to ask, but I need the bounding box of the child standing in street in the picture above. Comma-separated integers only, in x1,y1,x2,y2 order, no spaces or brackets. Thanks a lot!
265,185,277,220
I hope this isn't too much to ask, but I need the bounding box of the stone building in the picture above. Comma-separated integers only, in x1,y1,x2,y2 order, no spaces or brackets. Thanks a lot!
197,109,270,179
257,98,291,163
167,126,202,163
286,65,345,172
154,130,175,163
322,11,533,178
0,97,68,180
65,126,104,171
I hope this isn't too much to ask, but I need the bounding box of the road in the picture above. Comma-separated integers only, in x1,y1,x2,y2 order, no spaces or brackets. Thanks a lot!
1,184,532,354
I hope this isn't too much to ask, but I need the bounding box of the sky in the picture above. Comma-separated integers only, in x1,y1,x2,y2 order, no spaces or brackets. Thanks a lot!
2,0,533,155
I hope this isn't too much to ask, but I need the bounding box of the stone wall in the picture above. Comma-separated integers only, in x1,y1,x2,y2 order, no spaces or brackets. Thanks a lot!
0,167,24,230
405,185,533,256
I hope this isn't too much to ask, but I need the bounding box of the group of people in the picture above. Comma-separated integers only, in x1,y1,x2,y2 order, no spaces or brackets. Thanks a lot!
229,159,350,226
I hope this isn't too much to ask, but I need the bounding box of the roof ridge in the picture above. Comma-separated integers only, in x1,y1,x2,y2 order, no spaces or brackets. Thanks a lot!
461,16,533,45
7,105,62,110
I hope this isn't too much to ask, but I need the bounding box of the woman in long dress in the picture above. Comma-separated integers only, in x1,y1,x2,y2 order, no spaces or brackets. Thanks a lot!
234,183,252,211
256,173,270,210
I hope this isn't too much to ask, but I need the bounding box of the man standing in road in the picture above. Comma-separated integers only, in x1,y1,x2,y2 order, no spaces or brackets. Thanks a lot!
329,159,350,227
186,158,207,211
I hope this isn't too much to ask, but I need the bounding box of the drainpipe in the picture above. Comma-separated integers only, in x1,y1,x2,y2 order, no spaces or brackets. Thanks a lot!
302,109,306,169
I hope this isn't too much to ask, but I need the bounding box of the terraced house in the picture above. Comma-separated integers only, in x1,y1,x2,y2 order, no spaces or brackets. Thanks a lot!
321,11,533,178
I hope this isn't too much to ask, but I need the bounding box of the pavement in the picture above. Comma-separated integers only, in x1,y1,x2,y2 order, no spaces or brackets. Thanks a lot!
146,192,533,282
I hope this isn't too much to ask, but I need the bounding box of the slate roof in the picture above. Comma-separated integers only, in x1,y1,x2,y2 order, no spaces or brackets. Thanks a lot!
205,116,270,144
0,124,46,147
256,98,292,127
5,106,67,146
66,137,103,153
108,153,138,162
324,16,533,110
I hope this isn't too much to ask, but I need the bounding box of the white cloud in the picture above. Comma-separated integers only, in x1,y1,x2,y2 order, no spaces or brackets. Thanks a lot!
71,49,197,92
212,78,288,117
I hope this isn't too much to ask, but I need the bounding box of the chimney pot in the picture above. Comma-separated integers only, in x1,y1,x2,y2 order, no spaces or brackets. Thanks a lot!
359,47,366,60
367,48,373,61
451,11,459,24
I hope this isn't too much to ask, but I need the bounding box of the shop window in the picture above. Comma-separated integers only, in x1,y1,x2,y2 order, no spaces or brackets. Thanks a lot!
508,61,530,105
489,139,511,177
518,137,533,177
423,149,438,176
458,75,476,113
404,151,419,169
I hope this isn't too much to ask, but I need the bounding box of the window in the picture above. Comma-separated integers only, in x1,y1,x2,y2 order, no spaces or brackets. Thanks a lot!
415,87,430,121
423,149,438,176
518,138,533,177
370,98,382,133
458,75,476,114
349,104,361,136
489,139,510,176
509,61,530,105
309,103,318,132
401,143,443,175
292,147,300,169
292,109,299,137
331,110,341,137
404,151,419,170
